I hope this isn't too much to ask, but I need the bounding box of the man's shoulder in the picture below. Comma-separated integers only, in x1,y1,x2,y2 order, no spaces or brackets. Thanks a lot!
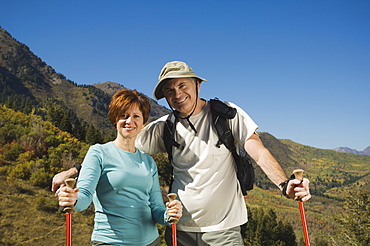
146,114,169,128
152,114,170,123
141,114,169,136
209,99,239,108
219,101,245,115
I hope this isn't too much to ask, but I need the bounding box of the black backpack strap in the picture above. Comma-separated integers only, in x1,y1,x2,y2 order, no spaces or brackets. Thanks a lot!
210,99,240,165
162,113,181,190
210,98,237,119
210,98,254,195
163,113,180,162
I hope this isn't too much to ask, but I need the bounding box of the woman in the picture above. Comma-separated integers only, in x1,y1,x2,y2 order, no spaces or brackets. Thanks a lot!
57,89,182,246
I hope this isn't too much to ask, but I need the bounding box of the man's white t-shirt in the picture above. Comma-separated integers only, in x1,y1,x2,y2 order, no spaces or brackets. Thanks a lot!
136,100,258,232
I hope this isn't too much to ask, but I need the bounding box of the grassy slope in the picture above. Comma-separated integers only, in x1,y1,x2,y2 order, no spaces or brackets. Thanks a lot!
1,177,93,246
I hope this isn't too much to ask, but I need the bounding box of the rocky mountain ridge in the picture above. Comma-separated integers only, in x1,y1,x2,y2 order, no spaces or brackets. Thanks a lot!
0,27,169,131
333,146,370,155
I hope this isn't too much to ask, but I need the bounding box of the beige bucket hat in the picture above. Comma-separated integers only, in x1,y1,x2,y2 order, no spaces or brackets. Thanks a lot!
153,61,207,100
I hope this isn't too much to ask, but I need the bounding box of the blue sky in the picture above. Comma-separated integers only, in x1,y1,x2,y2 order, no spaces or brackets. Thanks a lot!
1,0,369,150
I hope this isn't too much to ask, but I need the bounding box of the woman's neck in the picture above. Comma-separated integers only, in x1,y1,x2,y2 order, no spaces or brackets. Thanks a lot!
113,138,136,153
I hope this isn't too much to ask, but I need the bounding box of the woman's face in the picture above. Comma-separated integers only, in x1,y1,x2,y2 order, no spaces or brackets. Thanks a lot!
115,104,144,140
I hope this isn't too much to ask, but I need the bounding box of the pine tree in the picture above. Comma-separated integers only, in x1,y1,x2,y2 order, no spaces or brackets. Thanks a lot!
336,188,370,245
243,207,297,246
72,118,86,141
85,124,103,145
46,104,63,127
59,109,73,133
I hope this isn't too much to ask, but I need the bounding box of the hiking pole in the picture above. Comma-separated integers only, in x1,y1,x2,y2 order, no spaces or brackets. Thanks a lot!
293,169,310,246
63,178,76,246
167,193,179,246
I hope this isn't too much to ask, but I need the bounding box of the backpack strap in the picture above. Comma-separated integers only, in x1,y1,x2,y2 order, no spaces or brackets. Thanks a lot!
210,99,254,195
163,113,181,163
210,98,237,119
210,99,240,164
163,112,181,190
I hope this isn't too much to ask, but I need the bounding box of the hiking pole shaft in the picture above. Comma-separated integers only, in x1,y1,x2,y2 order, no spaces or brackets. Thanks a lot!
299,201,310,245
66,214,72,246
64,178,76,246
293,169,310,246
167,193,179,246
171,223,177,246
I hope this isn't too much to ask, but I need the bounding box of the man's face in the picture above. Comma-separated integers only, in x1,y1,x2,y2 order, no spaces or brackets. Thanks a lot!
162,78,199,116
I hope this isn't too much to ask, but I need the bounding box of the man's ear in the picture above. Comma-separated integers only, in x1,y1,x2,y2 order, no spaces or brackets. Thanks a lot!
196,79,201,90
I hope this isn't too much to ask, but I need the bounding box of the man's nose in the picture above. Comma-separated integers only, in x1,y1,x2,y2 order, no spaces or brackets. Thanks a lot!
174,88,182,98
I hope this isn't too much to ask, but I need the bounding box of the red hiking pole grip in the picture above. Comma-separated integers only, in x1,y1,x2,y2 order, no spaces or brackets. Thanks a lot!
293,169,310,246
167,193,179,246
64,178,76,246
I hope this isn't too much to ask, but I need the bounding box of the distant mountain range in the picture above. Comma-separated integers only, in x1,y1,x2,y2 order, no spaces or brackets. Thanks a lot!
333,146,370,155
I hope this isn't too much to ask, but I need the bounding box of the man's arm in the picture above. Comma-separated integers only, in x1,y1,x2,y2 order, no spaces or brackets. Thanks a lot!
244,133,311,201
51,167,78,192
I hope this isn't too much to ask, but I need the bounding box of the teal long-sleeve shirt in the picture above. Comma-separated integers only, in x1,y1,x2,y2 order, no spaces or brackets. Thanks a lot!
75,142,169,245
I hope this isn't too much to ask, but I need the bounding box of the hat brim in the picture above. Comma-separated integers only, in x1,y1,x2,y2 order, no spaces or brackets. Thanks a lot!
153,76,207,100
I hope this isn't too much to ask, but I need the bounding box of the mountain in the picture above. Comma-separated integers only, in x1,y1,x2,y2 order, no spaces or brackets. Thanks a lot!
333,146,370,155
0,27,169,134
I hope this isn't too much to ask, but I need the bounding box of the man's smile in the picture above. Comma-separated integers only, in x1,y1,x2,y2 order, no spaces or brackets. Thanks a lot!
174,96,188,104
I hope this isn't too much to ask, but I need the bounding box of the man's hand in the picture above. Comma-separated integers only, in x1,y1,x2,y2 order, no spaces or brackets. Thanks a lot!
285,178,311,202
166,199,183,221
51,168,78,193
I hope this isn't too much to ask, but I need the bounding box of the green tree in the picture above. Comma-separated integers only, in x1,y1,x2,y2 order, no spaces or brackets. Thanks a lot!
72,118,86,141
46,104,64,128
336,188,370,246
243,207,297,246
59,109,73,133
3,141,24,161
276,221,297,246
85,124,103,145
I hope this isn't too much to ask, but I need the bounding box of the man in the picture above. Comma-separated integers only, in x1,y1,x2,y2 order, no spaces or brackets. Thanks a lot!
53,61,311,246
